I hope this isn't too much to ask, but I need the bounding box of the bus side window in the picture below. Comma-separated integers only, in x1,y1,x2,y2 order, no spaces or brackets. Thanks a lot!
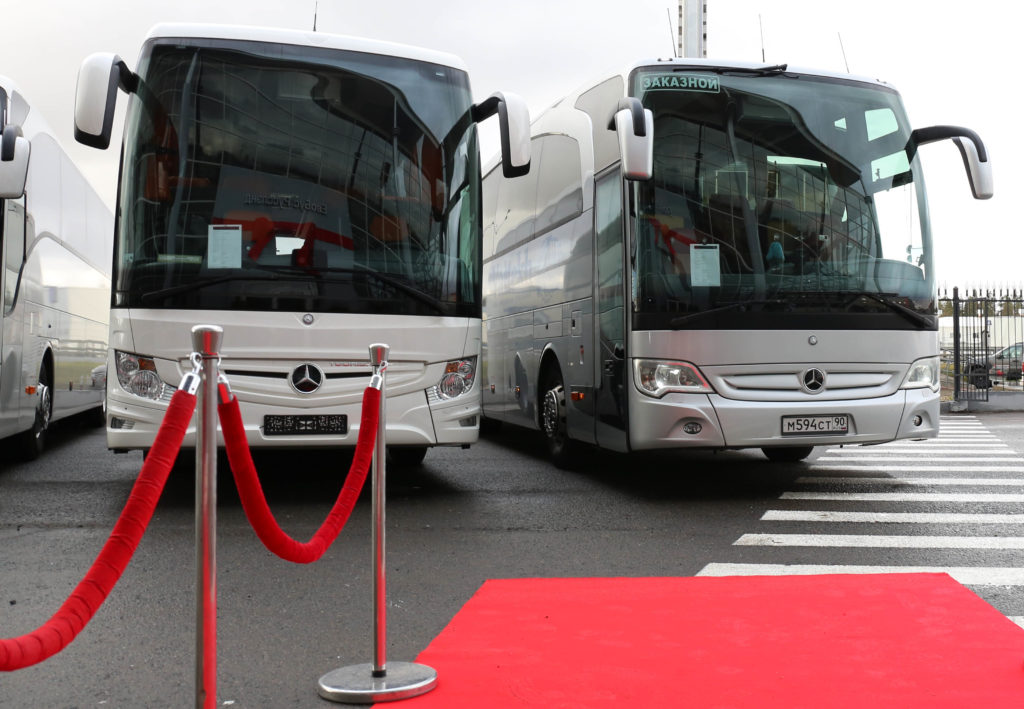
3,197,25,313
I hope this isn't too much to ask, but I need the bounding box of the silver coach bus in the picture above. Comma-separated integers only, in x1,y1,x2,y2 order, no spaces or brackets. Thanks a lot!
481,58,992,466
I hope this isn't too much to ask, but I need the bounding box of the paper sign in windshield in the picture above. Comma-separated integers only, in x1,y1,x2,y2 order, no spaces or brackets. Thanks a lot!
691,244,721,287
208,224,243,269
640,74,720,93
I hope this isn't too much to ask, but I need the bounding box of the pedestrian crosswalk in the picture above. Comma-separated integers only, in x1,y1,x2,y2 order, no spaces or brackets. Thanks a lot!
697,415,1024,628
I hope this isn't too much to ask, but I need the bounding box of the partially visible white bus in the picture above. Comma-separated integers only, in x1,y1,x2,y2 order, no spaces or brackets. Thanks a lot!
0,78,112,459
481,58,992,466
74,24,529,463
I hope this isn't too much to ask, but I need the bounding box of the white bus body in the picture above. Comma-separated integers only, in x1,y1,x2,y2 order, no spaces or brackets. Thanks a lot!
75,24,529,461
0,78,112,459
481,58,992,465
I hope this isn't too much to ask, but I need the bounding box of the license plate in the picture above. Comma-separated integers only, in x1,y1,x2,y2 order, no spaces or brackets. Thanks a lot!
781,414,849,436
263,414,347,436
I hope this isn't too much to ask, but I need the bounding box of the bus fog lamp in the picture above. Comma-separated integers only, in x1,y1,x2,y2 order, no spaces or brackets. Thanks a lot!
635,359,712,397
115,350,166,400
900,356,939,392
436,356,477,400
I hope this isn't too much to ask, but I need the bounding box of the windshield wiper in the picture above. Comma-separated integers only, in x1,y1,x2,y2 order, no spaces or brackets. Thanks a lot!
712,63,788,77
327,265,448,315
139,263,449,314
140,271,282,303
843,292,934,328
249,263,448,313
670,299,792,326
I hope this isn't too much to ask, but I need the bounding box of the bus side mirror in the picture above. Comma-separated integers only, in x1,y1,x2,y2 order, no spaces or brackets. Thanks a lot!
473,91,532,178
610,97,653,181
909,125,993,200
74,53,136,150
0,130,30,198
952,136,993,200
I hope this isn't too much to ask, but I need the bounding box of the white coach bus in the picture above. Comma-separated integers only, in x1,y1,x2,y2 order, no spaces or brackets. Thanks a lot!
481,58,992,465
74,24,529,463
0,78,112,459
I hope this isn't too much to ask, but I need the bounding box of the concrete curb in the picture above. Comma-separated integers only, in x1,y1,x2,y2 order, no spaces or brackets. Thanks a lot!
941,391,1024,414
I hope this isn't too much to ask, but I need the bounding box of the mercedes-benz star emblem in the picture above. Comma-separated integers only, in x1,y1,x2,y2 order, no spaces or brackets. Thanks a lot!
290,364,324,394
801,367,826,394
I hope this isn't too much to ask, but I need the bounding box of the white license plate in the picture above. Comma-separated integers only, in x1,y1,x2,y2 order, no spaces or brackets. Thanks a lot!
781,414,849,436
263,414,347,436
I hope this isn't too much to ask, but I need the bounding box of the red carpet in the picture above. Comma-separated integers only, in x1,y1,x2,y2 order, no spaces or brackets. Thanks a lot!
407,574,1024,707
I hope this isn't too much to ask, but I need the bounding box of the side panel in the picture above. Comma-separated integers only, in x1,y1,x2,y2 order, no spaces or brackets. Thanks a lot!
29,237,108,419
0,125,111,441
481,124,596,436
23,135,110,422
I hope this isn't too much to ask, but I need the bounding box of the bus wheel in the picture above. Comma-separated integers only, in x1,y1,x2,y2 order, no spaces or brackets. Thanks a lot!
19,366,53,460
388,446,428,467
761,446,814,463
88,389,107,428
541,371,572,467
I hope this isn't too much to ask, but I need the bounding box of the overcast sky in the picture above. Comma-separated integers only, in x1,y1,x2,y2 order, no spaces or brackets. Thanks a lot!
1,0,1016,285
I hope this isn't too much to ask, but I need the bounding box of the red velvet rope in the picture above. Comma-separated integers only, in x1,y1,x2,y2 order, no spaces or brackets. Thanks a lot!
218,387,380,564
1,390,196,671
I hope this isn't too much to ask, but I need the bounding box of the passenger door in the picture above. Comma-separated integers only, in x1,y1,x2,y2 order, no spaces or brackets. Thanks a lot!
593,170,628,451
1,196,26,436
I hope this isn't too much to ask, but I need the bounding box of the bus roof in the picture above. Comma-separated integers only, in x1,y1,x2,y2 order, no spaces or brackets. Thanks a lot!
624,57,894,92
144,23,470,73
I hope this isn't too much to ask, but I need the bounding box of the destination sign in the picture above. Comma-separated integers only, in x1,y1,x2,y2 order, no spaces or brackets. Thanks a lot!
640,74,720,93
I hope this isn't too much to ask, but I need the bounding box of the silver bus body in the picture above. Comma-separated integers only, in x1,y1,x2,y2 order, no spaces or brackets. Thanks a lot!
481,58,991,464
75,24,530,457
0,78,112,458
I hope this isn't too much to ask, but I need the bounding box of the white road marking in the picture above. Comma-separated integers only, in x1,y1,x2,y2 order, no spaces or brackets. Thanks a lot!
761,510,1024,524
735,533,1024,549
804,465,1024,473
795,477,1024,486
696,563,1024,585
781,491,1024,502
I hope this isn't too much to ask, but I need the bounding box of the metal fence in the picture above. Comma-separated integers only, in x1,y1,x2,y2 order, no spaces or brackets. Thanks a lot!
938,286,1024,402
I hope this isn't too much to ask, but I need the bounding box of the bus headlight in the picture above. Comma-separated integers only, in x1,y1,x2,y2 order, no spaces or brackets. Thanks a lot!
435,356,477,400
114,350,167,400
634,359,713,398
900,356,939,392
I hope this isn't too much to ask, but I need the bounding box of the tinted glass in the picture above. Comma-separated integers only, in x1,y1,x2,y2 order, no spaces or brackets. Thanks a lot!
629,68,934,331
115,39,480,317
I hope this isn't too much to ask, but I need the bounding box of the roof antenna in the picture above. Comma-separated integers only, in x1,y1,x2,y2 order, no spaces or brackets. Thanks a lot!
838,32,850,72
759,14,766,62
667,7,679,58
313,1,318,31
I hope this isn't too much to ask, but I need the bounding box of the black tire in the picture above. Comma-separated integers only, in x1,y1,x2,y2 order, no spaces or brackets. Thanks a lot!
540,367,573,468
18,364,53,460
479,415,503,435
761,446,814,463
388,446,428,467
87,389,107,428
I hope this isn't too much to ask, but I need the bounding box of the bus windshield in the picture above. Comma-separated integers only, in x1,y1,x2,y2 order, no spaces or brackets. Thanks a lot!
630,68,934,331
115,39,480,317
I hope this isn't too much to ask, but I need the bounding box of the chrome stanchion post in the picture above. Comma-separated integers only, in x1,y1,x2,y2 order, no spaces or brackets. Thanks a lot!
192,324,223,709
318,343,437,704
371,343,389,677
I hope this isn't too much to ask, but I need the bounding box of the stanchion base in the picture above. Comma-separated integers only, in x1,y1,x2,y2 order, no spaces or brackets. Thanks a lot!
317,661,437,704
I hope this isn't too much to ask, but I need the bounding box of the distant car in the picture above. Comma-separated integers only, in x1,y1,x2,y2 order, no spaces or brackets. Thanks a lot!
988,342,1023,383
90,364,107,389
